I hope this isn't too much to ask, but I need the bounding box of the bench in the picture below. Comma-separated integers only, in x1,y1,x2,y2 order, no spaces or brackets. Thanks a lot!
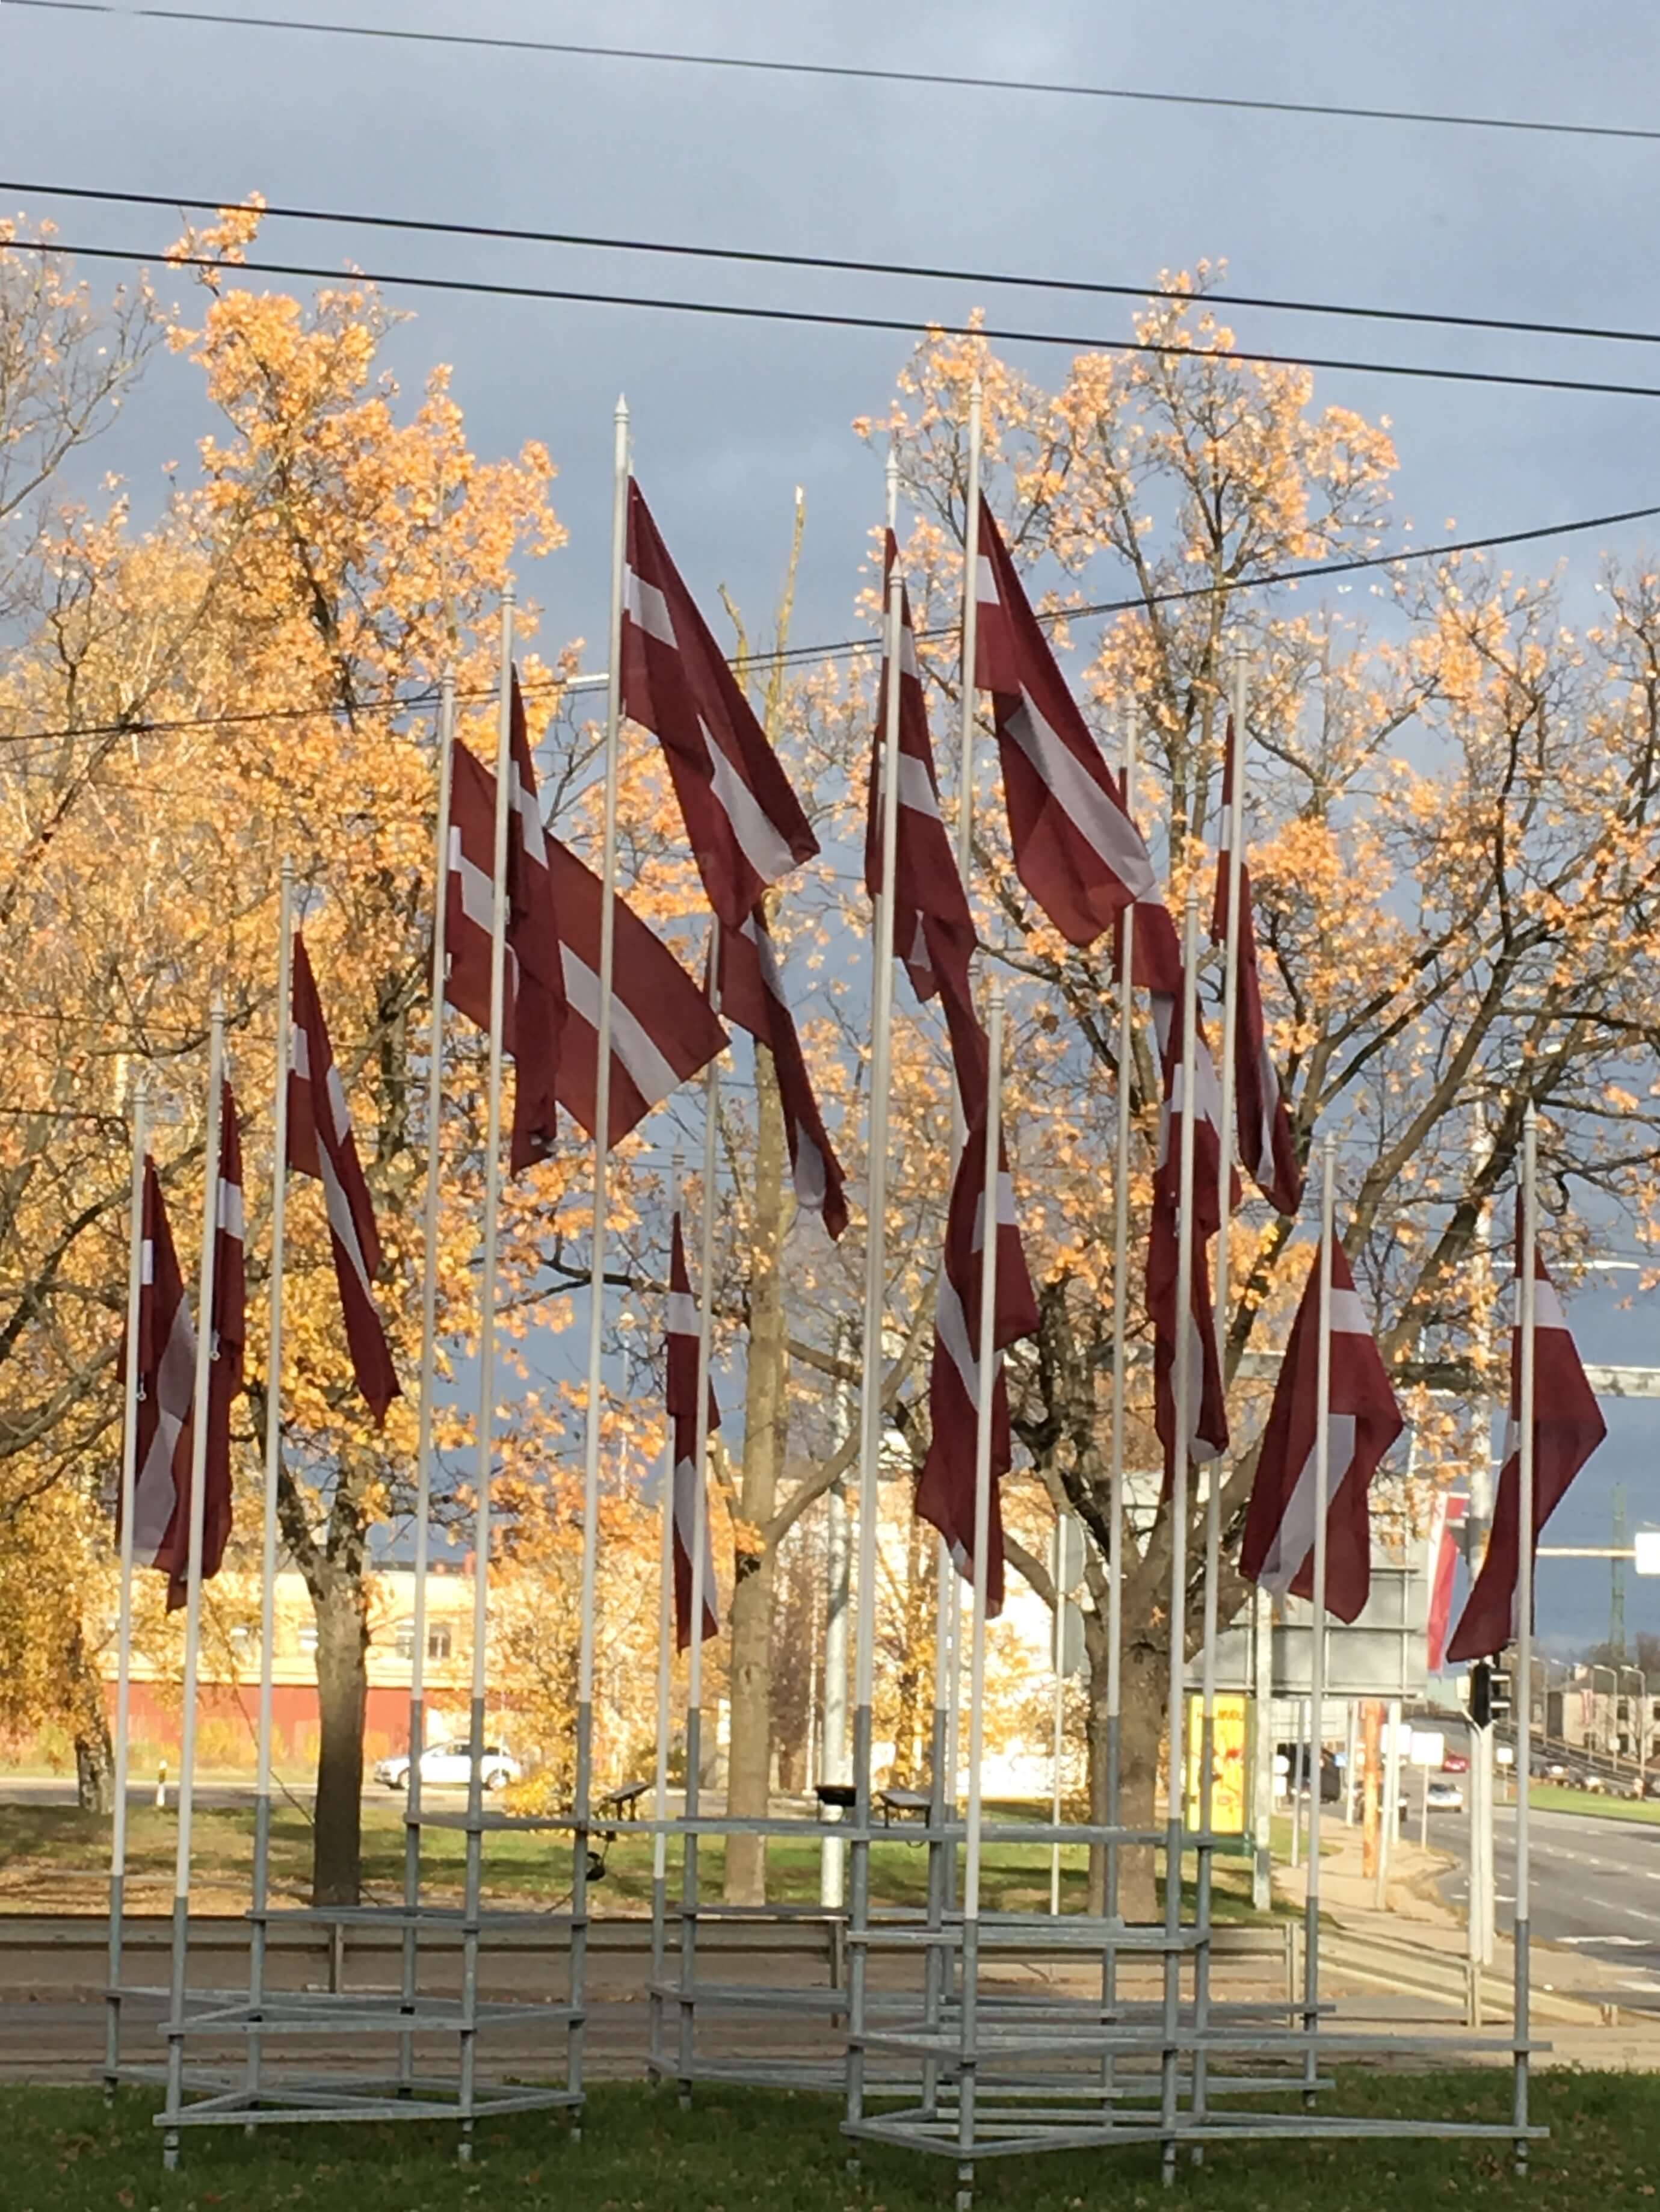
598,1781,652,1821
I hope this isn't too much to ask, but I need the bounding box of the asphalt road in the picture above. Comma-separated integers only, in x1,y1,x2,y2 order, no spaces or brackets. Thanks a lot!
1438,1801,1660,2010
0,1776,309,1809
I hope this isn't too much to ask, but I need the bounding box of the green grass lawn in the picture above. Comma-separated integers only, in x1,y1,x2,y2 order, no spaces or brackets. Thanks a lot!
0,1800,1281,1918
4,2074,1653,2211
1526,1782,1660,1824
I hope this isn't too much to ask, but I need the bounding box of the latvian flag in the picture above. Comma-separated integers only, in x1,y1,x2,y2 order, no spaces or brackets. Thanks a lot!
666,1209,720,1649
288,933,400,1424
975,495,1156,946
1239,1240,1402,1623
622,480,818,930
914,1112,1039,1617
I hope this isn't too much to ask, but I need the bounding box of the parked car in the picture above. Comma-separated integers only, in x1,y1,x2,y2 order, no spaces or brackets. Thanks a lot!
375,1740,521,1792
1426,1777,1465,1814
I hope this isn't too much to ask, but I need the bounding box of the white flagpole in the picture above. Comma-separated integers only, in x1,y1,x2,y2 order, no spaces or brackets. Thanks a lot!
649,1157,681,2077
821,1320,854,1911
1513,1104,1538,2172
569,394,629,2113
1303,1129,1337,2105
1205,666,1245,1786
1106,717,1137,1924
400,667,454,2078
942,371,984,1814
103,1066,149,2096
246,861,295,2113
1159,891,1200,2181
844,570,906,2139
957,982,1005,2173
456,591,516,2162
677,925,719,2098
1049,1508,1066,1915
160,1001,225,2172
1193,664,1245,2137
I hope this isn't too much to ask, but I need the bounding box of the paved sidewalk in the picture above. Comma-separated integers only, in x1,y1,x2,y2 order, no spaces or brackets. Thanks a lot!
1273,1817,1660,2066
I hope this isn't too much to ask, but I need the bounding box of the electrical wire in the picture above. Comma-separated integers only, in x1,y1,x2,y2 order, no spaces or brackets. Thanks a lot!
4,496,1659,750
9,176,1660,353
7,1,1660,151
11,235,1660,407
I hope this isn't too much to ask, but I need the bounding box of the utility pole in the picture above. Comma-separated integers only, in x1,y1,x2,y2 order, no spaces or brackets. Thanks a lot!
1612,1485,1629,1660
1360,1701,1383,1880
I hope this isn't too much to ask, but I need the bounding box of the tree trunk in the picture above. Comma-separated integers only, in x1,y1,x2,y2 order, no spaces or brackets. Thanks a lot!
724,1041,791,1904
310,1574,370,1906
1113,1641,1167,1923
890,1508,928,1787
67,1624,113,1814
1084,1620,1112,1915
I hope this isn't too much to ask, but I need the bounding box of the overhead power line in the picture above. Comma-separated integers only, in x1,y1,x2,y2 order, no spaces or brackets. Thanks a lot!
7,1,1660,150
8,177,1660,353
4,496,1658,751
10,236,1660,406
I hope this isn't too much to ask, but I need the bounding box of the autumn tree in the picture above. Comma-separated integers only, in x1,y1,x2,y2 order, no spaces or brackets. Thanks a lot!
0,209,593,1891
829,296,1660,1912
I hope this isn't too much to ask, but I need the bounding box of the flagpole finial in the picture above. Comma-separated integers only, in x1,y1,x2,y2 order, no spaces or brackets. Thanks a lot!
280,855,294,885
500,579,516,608
1523,1099,1538,1131
615,392,629,421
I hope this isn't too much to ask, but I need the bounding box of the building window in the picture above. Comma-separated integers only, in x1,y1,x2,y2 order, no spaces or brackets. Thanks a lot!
427,1623,453,1663
392,1623,416,1661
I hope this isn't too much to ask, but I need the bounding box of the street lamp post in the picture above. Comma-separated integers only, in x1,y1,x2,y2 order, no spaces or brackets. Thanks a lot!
1589,1664,1619,1778
1621,1666,1647,1796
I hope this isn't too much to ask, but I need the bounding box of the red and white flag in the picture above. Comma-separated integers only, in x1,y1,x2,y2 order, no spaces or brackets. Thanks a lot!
1143,912,1233,1479
152,1084,245,1613
1239,1241,1403,1623
974,496,1156,946
1147,1190,1230,1484
621,480,818,928
548,836,729,1144
1426,1491,1468,1672
123,1157,196,1581
288,933,400,1425
1211,717,1302,1217
444,672,567,1173
1151,962,1238,1246
666,1210,719,1650
717,907,849,1240
865,535,984,1105
915,1114,1040,1618
1447,1250,1606,1663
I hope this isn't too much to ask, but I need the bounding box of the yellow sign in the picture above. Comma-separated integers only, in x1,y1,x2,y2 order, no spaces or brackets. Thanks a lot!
1183,1693,1248,1834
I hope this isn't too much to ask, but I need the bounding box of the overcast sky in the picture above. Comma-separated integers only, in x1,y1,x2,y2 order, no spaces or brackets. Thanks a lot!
8,0,1660,1647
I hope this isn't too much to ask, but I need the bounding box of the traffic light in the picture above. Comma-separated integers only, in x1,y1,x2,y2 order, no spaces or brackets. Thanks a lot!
1470,1660,1492,1729
1491,1669,1513,1723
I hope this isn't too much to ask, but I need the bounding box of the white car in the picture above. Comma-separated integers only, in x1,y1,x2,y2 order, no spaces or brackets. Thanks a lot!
375,1739,520,1793
1426,1776,1465,1814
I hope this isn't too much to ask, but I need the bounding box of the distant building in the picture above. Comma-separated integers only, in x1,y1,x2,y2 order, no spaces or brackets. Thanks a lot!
106,1565,477,1770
